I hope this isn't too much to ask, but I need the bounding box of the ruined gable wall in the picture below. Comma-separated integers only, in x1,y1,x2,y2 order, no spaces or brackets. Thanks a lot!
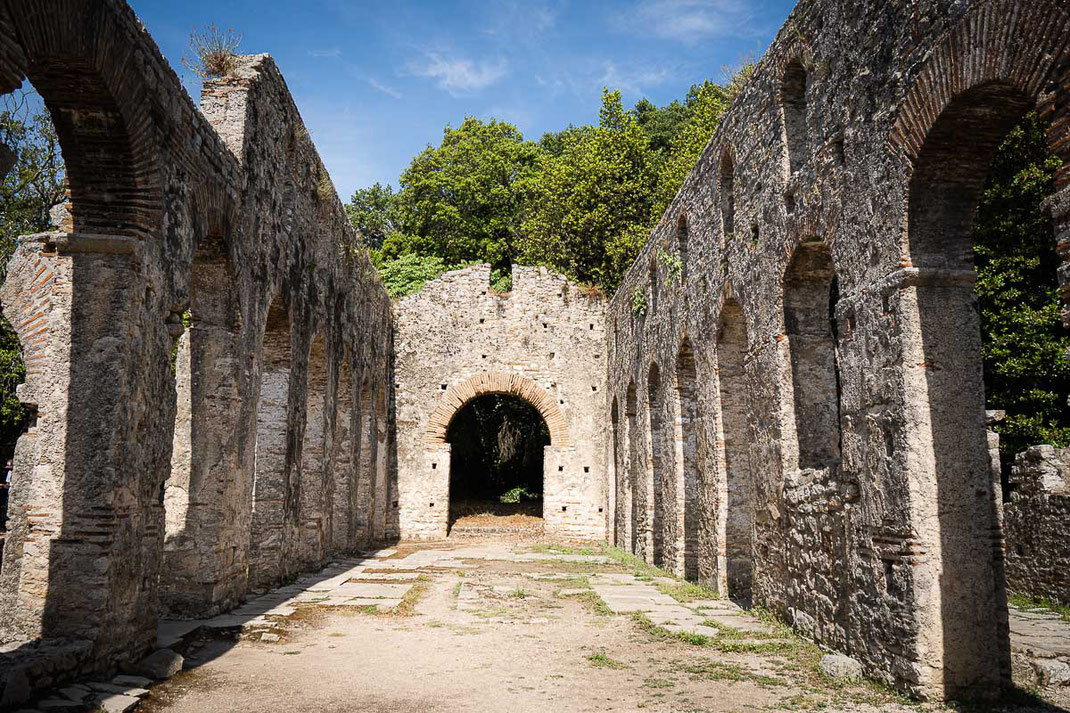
394,265,608,541
606,0,1070,699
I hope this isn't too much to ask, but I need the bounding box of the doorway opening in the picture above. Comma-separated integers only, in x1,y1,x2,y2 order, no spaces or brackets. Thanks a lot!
446,393,550,536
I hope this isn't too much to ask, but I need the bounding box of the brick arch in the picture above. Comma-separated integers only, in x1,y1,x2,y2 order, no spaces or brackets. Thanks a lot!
427,373,569,446
0,1,171,238
888,0,1070,183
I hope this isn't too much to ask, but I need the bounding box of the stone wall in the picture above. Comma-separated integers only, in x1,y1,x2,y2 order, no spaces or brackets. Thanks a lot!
393,265,608,542
605,0,1070,701
0,0,1068,705
0,1,392,703
1005,446,1070,606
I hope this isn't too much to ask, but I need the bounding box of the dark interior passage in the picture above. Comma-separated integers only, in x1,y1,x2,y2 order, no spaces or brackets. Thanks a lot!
447,393,550,530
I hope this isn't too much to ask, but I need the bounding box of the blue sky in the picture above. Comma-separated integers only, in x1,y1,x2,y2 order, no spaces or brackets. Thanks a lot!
131,0,796,200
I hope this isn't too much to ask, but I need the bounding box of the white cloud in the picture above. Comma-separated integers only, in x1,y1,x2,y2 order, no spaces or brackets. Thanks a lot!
308,48,342,58
483,0,556,35
625,0,749,44
410,53,508,96
602,61,672,95
368,77,402,99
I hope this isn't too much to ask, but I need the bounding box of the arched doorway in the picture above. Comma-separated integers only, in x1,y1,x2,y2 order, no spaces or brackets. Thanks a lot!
900,77,1067,697
446,393,550,535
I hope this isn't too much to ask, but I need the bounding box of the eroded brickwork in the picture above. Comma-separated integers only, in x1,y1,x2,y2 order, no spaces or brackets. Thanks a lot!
1005,446,1070,606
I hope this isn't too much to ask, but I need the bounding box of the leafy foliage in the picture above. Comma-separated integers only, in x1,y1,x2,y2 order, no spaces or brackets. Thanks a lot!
374,253,453,299
347,73,749,294
0,93,65,465
973,114,1070,461
519,90,657,293
1,92,66,276
376,117,541,272
346,182,398,250
630,286,648,317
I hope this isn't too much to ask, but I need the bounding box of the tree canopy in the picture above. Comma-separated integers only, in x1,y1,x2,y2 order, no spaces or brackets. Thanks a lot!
351,72,750,295
973,113,1070,464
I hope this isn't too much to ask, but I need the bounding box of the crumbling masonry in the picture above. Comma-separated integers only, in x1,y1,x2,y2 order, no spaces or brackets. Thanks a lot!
0,0,1068,705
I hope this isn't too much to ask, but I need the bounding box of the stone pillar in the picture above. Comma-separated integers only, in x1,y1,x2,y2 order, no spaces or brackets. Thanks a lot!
298,347,328,569
160,272,246,616
895,267,1008,698
543,447,606,541
0,233,164,664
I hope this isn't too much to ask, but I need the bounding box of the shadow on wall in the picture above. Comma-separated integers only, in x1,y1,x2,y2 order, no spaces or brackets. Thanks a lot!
906,81,1033,698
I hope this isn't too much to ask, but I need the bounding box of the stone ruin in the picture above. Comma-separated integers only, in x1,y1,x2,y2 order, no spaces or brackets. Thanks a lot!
0,0,1068,705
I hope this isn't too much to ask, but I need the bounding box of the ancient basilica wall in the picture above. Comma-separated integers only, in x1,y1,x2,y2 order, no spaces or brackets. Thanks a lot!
393,265,608,542
606,0,1070,701
0,0,392,700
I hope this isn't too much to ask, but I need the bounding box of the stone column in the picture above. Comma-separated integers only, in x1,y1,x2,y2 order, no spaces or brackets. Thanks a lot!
895,267,1007,698
160,270,246,616
0,233,165,664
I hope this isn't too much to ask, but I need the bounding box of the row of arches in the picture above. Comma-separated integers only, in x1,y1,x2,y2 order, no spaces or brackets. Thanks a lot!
613,236,838,604
611,10,1070,692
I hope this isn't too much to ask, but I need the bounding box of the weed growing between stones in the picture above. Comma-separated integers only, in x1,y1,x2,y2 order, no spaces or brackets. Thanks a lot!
586,651,627,669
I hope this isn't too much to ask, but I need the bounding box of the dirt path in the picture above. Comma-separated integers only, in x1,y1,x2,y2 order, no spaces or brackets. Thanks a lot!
139,541,1066,713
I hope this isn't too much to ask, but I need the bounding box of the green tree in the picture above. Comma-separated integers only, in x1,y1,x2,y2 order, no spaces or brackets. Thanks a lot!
374,252,452,299
0,92,66,464
346,182,399,250
380,117,542,271
633,96,688,165
974,113,1070,463
518,89,657,292
652,76,746,217
1,92,66,273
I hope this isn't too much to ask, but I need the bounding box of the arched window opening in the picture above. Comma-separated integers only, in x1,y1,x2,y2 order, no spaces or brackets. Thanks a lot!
647,362,669,567
626,381,639,554
720,151,735,239
675,339,700,581
446,393,549,536
649,258,659,315
677,214,690,280
0,88,66,569
717,299,753,605
906,82,1066,694
250,294,293,587
781,59,809,174
783,240,841,470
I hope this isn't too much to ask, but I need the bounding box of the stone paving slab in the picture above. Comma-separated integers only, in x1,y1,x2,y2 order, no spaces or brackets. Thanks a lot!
349,571,420,581
333,582,413,598
589,574,778,641
1009,608,1070,659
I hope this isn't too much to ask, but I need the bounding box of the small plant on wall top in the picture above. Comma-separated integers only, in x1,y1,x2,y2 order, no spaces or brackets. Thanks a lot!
630,286,648,317
182,24,242,79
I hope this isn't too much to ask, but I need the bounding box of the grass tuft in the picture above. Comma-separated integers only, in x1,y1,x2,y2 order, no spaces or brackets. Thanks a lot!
586,651,627,669
181,24,242,79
